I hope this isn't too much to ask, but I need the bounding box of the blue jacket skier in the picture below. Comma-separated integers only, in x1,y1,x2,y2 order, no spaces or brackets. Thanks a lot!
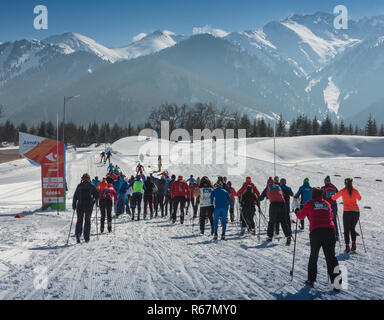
210,185,233,240
295,178,313,230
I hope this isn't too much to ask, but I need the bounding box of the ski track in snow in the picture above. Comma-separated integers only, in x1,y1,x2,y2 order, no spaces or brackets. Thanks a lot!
0,136,384,300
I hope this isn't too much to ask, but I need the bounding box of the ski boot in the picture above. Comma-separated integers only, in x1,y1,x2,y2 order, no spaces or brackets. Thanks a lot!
240,228,246,236
345,244,351,253
305,280,314,288
286,236,292,246
221,233,226,241
213,233,218,241
351,241,357,253
250,229,256,236
266,236,273,242
76,235,81,244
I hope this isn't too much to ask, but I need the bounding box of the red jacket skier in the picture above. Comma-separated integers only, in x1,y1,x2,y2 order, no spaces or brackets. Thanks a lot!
237,177,260,199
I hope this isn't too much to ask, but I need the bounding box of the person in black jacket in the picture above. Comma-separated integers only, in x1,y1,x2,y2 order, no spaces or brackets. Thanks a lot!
72,173,99,243
240,185,260,235
153,176,167,217
280,178,294,234
144,177,157,219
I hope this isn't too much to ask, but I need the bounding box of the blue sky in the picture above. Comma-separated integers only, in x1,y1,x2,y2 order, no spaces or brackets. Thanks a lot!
1,0,383,47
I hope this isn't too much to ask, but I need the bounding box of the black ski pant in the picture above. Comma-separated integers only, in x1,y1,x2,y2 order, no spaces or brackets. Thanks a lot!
131,193,143,220
229,206,235,222
164,195,173,217
241,208,255,230
75,208,93,242
154,194,165,217
267,202,291,238
199,206,214,234
144,194,154,218
308,228,339,283
275,201,292,234
99,199,112,233
172,196,186,223
343,211,360,245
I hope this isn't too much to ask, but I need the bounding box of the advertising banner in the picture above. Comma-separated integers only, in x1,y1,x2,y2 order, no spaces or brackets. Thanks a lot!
19,132,66,211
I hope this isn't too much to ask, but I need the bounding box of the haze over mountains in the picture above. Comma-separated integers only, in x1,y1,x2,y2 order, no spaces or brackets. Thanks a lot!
1,12,384,126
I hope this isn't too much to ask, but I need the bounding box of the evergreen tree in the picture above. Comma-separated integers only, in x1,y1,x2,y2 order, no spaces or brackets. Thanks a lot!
366,114,378,136
312,117,319,135
37,121,47,137
320,114,333,135
259,119,267,137
276,114,286,137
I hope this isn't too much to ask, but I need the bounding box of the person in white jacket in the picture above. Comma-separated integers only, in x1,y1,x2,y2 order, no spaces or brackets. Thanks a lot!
194,176,214,235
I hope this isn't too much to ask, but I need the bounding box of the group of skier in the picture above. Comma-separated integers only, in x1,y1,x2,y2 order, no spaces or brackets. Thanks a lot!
72,160,362,291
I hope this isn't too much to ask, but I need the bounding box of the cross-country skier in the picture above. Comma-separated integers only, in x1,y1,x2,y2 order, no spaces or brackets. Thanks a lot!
136,163,144,175
239,185,259,235
186,180,199,218
321,176,340,241
332,178,362,253
170,176,188,224
295,187,341,291
72,173,99,243
187,175,196,185
226,181,237,222
279,178,294,235
237,177,261,199
106,151,112,165
113,165,120,175
158,156,162,172
144,176,157,219
153,176,167,217
97,178,109,195
195,176,215,235
92,176,100,188
294,178,313,230
100,151,106,164
99,183,117,233
116,176,129,217
129,175,145,221
210,183,233,240
259,177,292,245
164,175,175,217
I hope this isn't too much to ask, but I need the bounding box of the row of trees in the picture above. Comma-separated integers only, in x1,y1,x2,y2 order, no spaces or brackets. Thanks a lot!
1,103,384,147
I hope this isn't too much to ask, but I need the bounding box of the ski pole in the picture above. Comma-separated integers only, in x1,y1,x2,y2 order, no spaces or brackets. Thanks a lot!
66,209,76,246
258,207,261,241
95,204,99,240
290,219,299,281
358,218,367,253
335,211,343,252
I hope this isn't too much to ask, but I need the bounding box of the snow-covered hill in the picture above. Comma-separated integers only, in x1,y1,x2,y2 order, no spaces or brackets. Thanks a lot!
43,32,123,63
43,30,184,63
0,135,383,300
113,30,185,60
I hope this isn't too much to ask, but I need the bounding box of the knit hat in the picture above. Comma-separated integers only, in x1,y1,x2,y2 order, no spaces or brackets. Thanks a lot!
246,177,252,183
304,178,309,183
324,176,331,184
267,177,274,185
280,178,287,185
82,173,91,181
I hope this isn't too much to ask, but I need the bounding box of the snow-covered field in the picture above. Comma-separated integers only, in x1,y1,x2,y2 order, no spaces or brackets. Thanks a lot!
0,135,383,300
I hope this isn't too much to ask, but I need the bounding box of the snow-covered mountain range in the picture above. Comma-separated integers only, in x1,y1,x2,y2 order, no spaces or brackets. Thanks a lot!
1,12,384,125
